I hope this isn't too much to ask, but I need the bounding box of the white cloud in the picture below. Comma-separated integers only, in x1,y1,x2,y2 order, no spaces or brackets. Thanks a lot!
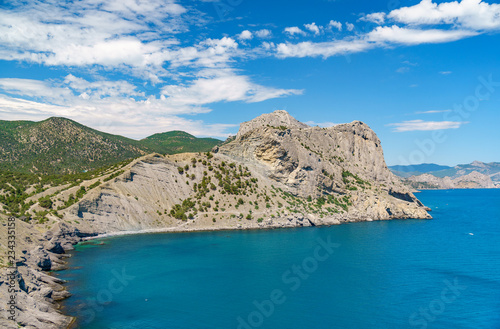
284,27,307,36
388,0,500,30
0,0,189,73
255,29,272,38
161,69,303,105
276,39,370,58
0,72,302,138
304,121,338,128
415,110,452,114
0,78,73,103
275,1,500,60
388,119,467,132
329,20,342,31
396,67,410,74
238,30,253,40
439,71,453,75
304,22,322,36
367,25,477,45
0,93,237,139
360,12,386,24
166,37,240,69
276,39,374,58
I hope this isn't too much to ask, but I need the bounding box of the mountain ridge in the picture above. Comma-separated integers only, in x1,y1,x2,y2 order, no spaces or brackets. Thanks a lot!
0,117,222,174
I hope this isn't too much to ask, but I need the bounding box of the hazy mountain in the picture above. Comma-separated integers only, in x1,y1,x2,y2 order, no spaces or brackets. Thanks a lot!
389,163,452,177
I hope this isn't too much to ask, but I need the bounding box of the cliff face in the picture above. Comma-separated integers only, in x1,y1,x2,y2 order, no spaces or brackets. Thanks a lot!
216,111,430,221
64,110,430,235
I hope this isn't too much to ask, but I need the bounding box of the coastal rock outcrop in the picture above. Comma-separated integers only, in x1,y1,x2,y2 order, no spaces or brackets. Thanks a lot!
406,171,496,189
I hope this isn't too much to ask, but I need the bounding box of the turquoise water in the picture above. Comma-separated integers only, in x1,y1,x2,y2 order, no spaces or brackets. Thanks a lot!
59,189,500,328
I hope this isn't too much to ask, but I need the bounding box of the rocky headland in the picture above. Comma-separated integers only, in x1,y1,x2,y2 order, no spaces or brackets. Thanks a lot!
0,110,431,328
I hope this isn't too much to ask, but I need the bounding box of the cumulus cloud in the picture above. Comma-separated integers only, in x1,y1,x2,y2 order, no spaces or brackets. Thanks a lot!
304,22,322,35
388,0,500,30
255,29,272,38
328,20,342,31
276,1,498,60
360,12,386,24
284,27,307,36
0,0,188,73
238,30,253,40
388,119,467,132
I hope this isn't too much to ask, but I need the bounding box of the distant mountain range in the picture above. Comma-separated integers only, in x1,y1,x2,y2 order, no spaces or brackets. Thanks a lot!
389,161,500,189
389,163,452,177
0,117,222,174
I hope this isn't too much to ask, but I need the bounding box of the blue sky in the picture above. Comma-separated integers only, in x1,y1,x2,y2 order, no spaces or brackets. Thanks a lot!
0,0,499,166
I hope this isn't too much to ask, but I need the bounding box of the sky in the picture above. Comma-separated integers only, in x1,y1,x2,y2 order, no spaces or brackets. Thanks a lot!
0,0,499,166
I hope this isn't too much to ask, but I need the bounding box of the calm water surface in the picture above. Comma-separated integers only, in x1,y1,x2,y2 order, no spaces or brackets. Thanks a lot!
59,189,500,328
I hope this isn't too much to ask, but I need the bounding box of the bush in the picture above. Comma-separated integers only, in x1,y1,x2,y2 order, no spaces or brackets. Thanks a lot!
38,197,52,209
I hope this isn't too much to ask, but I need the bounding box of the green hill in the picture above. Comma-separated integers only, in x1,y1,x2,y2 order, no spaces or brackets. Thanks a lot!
140,131,222,155
0,117,222,174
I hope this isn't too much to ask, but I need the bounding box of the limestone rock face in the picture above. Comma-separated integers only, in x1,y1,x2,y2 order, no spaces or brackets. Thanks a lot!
216,110,430,220
236,110,309,139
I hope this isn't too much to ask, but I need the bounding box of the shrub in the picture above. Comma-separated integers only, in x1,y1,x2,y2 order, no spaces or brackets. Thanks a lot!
38,197,52,209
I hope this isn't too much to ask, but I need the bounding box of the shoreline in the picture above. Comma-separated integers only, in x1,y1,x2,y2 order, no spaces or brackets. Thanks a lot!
2,211,432,328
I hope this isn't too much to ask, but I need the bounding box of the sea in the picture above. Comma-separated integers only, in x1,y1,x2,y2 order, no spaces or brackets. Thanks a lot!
58,189,500,329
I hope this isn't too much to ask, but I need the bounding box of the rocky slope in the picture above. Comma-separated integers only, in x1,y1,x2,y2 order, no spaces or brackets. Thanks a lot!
0,110,431,328
405,171,497,189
